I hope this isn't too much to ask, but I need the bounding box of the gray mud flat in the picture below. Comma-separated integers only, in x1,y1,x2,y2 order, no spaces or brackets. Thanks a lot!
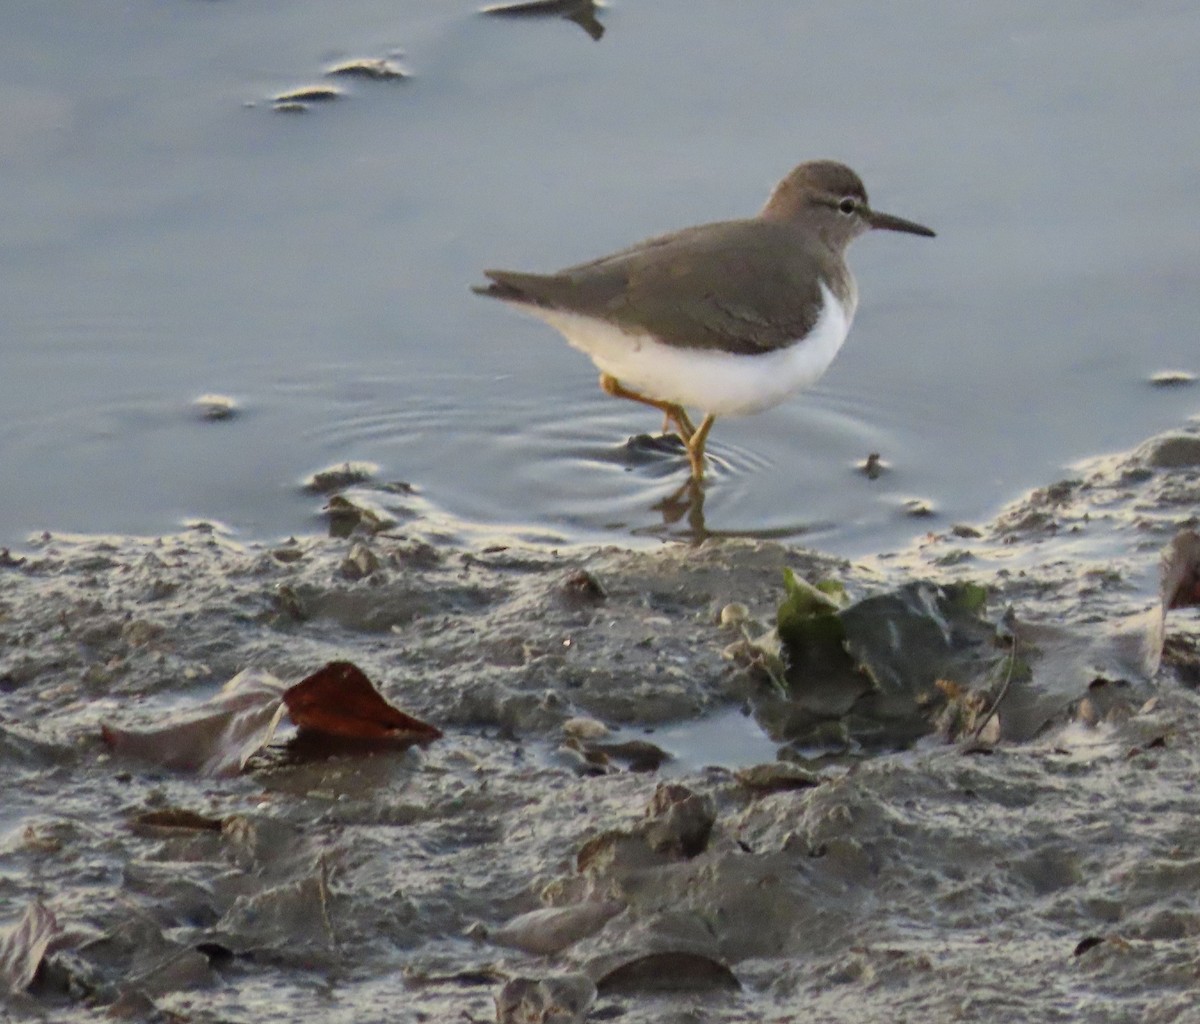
2,424,1200,1023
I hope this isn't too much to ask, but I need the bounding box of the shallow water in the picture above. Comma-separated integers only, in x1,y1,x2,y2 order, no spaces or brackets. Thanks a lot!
2,1,1199,551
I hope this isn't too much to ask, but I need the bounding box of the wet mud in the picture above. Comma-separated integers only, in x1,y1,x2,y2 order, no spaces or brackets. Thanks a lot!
2,420,1200,1022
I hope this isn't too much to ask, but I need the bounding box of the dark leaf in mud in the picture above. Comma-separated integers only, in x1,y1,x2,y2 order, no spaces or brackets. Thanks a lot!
131,808,225,833
592,951,740,994
101,669,287,777
766,575,998,748
0,900,61,993
282,661,442,745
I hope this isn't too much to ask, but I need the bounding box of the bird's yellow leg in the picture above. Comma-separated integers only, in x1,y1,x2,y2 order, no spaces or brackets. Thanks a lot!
598,373,695,442
686,413,716,481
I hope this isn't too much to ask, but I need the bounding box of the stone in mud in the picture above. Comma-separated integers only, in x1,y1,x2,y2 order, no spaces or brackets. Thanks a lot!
339,541,380,581
1142,434,1200,469
495,973,596,1024
558,568,606,602
734,761,822,794
642,782,715,858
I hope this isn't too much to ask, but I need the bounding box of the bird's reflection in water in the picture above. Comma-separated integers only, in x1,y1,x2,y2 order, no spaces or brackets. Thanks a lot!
646,477,818,546
652,479,710,539
479,0,606,41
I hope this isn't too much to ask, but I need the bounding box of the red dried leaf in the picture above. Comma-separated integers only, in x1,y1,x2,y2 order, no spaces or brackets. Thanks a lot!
282,661,442,745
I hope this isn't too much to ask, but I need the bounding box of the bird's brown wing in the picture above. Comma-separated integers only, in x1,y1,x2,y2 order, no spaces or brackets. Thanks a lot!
475,219,837,356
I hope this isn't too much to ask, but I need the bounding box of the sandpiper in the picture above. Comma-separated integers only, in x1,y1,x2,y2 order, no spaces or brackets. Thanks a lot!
473,160,934,481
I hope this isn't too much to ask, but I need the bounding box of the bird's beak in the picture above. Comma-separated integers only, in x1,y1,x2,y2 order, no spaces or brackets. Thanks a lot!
867,209,936,237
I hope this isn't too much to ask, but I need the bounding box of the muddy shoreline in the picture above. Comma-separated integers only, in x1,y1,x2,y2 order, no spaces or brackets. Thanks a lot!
2,421,1199,1022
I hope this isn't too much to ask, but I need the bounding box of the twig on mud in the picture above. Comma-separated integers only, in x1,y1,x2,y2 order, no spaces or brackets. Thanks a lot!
317,852,338,948
971,625,1019,744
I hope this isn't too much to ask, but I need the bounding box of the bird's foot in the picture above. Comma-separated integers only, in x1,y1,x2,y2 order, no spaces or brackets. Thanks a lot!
685,414,716,481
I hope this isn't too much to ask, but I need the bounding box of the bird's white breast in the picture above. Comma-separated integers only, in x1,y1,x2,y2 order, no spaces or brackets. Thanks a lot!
523,281,853,417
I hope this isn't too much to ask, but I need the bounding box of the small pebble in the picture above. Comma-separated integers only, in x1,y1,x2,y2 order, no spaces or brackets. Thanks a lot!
326,58,407,81
274,85,341,104
193,394,238,421
1149,370,1195,388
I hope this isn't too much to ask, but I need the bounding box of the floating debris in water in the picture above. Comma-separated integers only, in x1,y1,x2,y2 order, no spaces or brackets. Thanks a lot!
271,85,342,113
1148,369,1195,387
192,393,238,421
903,497,936,518
860,451,887,479
480,0,607,41
273,85,341,104
325,58,408,81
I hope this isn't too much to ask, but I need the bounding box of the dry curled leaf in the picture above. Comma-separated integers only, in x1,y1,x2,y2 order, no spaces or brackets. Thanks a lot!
493,900,624,956
0,900,61,993
101,661,440,776
100,669,287,777
283,661,442,745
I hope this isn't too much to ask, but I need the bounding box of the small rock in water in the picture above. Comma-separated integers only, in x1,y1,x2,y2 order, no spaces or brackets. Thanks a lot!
273,85,341,104
339,541,380,581
324,496,394,537
902,498,936,518
1149,370,1195,388
1143,434,1200,469
325,58,407,81
303,461,380,494
859,452,887,479
193,393,238,421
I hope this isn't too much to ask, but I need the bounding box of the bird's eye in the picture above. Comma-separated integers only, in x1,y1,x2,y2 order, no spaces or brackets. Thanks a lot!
838,197,858,215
